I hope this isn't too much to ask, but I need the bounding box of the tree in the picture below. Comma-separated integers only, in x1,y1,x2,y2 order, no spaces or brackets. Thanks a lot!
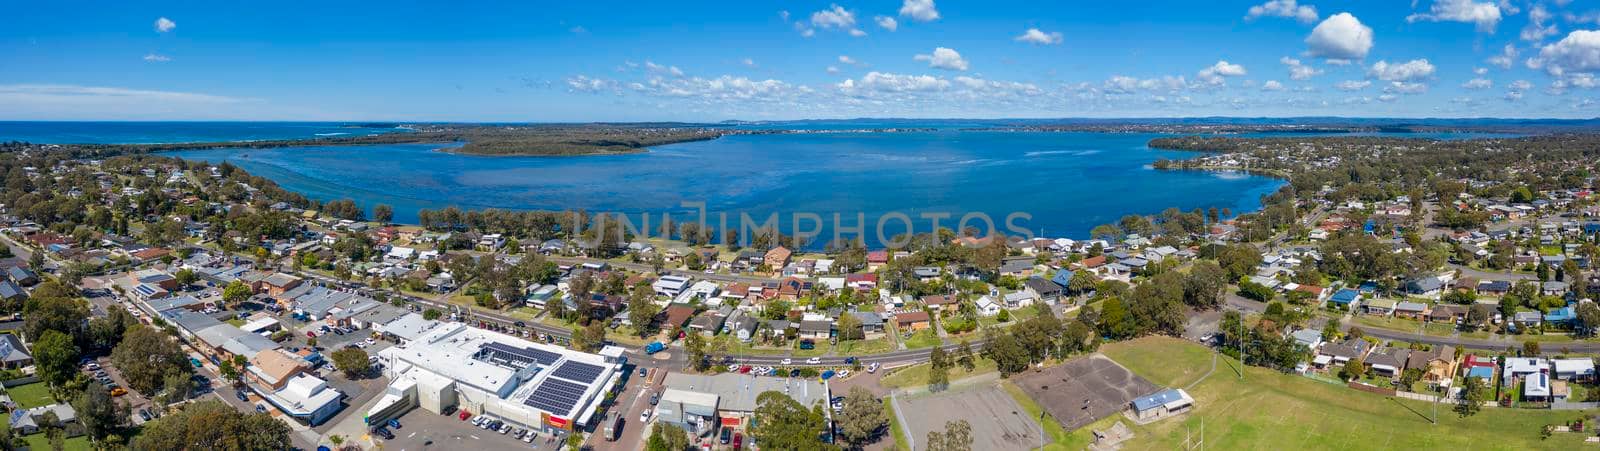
925,420,974,451
1523,341,1541,357
1576,301,1600,338
159,371,195,407
1182,261,1228,309
749,391,827,450
111,326,192,394
836,312,864,341
1457,376,1486,417
627,283,660,337
73,383,127,442
1217,244,1263,280
222,280,252,307
22,296,89,342
423,308,443,321
132,400,291,450
373,204,394,224
645,422,691,451
572,323,606,353
927,346,951,389
684,332,707,371
1066,270,1098,296
956,339,976,371
174,268,199,287
837,387,888,447
331,348,371,378
1339,357,1366,381
33,330,79,389
1097,296,1136,339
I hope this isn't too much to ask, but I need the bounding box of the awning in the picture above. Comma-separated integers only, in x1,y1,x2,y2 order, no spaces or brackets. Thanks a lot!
720,417,741,427
1312,355,1332,365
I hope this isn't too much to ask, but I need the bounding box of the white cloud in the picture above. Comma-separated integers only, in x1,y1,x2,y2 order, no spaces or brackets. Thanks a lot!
1262,80,1286,91
875,16,898,31
569,25,587,34
1335,80,1372,91
1530,30,1600,75
1102,75,1189,94
1505,90,1524,100
0,84,277,120
1407,0,1502,33
1307,13,1374,61
1462,78,1493,89
838,72,949,93
1474,67,1489,75
1384,81,1429,94
1487,44,1518,69
1245,0,1319,24
779,10,790,22
1280,56,1323,80
1367,59,1435,81
839,55,864,66
154,17,176,33
1378,94,1398,102
914,47,969,71
808,4,865,36
1509,79,1533,90
899,0,940,22
1522,4,1558,42
566,75,618,93
1197,60,1248,86
1015,28,1064,45
644,61,685,77
142,53,171,62
742,58,757,67
826,66,841,74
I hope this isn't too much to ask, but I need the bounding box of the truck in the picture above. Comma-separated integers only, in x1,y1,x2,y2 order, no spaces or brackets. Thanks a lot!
604,412,623,441
645,342,665,354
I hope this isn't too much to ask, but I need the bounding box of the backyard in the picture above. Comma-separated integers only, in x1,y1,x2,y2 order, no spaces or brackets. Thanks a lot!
1100,336,1595,450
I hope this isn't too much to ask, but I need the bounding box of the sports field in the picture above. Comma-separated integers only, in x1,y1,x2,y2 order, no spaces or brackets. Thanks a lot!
1099,336,1593,450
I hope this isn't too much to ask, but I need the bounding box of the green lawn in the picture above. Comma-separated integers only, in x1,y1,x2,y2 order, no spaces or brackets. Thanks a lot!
225,318,246,327
883,398,908,451
19,434,91,451
1000,380,1084,450
903,330,942,349
6,382,56,409
834,337,895,356
879,357,998,389
1353,315,1424,334
1102,336,1594,450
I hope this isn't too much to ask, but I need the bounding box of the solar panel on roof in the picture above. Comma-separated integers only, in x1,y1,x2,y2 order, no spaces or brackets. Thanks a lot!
550,361,604,383
523,378,587,414
478,342,560,369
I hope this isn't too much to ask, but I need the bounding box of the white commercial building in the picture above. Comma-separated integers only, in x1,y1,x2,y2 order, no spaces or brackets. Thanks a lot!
370,323,623,433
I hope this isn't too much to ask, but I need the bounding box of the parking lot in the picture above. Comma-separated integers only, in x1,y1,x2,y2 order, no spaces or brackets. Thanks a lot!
377,406,568,451
585,365,662,451
1010,354,1159,430
898,384,1046,451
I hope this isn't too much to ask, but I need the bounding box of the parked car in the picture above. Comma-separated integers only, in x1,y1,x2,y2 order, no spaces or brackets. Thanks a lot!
733,432,743,450
720,427,732,444
641,409,652,422
235,389,249,402
387,418,401,429
649,391,660,406
867,362,879,373
137,409,152,421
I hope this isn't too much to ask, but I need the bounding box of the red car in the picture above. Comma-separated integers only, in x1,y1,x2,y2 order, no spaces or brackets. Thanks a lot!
738,365,752,374
732,433,743,450
306,331,316,338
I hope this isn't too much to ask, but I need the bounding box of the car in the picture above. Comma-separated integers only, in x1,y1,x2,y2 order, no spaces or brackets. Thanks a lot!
332,329,344,335
867,362,879,373
93,370,107,378
727,363,740,372
373,427,395,440
85,363,101,371
733,432,743,450
138,409,152,421
513,428,525,439
780,358,792,365
306,331,317,338
470,416,485,427
387,418,401,429
524,430,536,443
235,389,250,402
843,357,856,364
640,409,652,422
649,391,660,406
720,427,732,444
837,370,850,378
499,424,512,434
110,388,127,396
638,367,648,377
513,321,527,327
798,339,815,350
739,365,752,374
255,404,267,413
806,357,821,364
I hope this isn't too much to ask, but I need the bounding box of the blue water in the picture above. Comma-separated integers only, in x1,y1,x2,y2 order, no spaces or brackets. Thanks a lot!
0,121,410,144
167,131,1288,246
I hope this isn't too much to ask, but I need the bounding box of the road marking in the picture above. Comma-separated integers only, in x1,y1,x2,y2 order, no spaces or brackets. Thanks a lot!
470,435,480,440
408,432,415,438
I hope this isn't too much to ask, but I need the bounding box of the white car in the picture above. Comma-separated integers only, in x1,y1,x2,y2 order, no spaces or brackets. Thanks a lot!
780,358,792,365
727,363,740,372
806,357,821,365
837,370,850,378
640,409,652,422
867,363,879,373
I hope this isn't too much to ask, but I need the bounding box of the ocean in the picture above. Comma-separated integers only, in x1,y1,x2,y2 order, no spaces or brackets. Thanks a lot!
0,121,409,144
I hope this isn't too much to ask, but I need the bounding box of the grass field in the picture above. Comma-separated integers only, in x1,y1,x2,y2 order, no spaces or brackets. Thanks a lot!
6,382,56,409
880,357,998,389
999,381,1082,450
1101,336,1593,450
883,398,908,451
20,434,91,451
903,330,942,349
835,337,895,356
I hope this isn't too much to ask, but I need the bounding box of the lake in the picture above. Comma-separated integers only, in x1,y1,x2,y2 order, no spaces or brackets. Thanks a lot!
167,130,1288,247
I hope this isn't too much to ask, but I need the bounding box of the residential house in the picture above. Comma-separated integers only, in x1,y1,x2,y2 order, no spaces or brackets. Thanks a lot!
1003,291,1037,308
1394,301,1428,320
1328,289,1361,308
764,246,792,270
797,320,832,339
1553,358,1596,381
7,404,80,437
726,312,760,342
1365,347,1411,378
921,295,960,314
848,311,887,338
845,273,878,291
1404,345,1458,386
1503,357,1550,387
662,304,697,330
1314,339,1370,368
998,257,1035,278
1363,299,1397,316
1289,329,1323,351
1023,277,1064,305
688,311,727,336
0,333,33,369
975,296,1002,316
1427,304,1467,323
895,311,931,331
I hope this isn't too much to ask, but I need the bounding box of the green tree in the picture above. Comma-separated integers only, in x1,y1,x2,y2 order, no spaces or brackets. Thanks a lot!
331,348,371,378
373,204,394,223
33,330,80,389
684,332,707,371
22,296,89,342
132,400,291,450
836,312,864,341
1457,376,1486,417
645,422,691,451
749,391,827,451
72,383,127,442
1066,270,1099,296
1182,261,1229,309
173,268,199,287
927,346,951,389
627,282,660,337
837,386,888,447
956,339,976,371
110,325,192,394
222,280,252,307
1338,357,1366,381
571,322,606,353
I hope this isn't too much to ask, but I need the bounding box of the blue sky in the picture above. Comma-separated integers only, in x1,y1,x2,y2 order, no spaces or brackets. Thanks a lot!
6,0,1600,121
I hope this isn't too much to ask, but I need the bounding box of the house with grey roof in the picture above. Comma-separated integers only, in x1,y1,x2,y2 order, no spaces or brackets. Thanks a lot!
0,333,32,369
